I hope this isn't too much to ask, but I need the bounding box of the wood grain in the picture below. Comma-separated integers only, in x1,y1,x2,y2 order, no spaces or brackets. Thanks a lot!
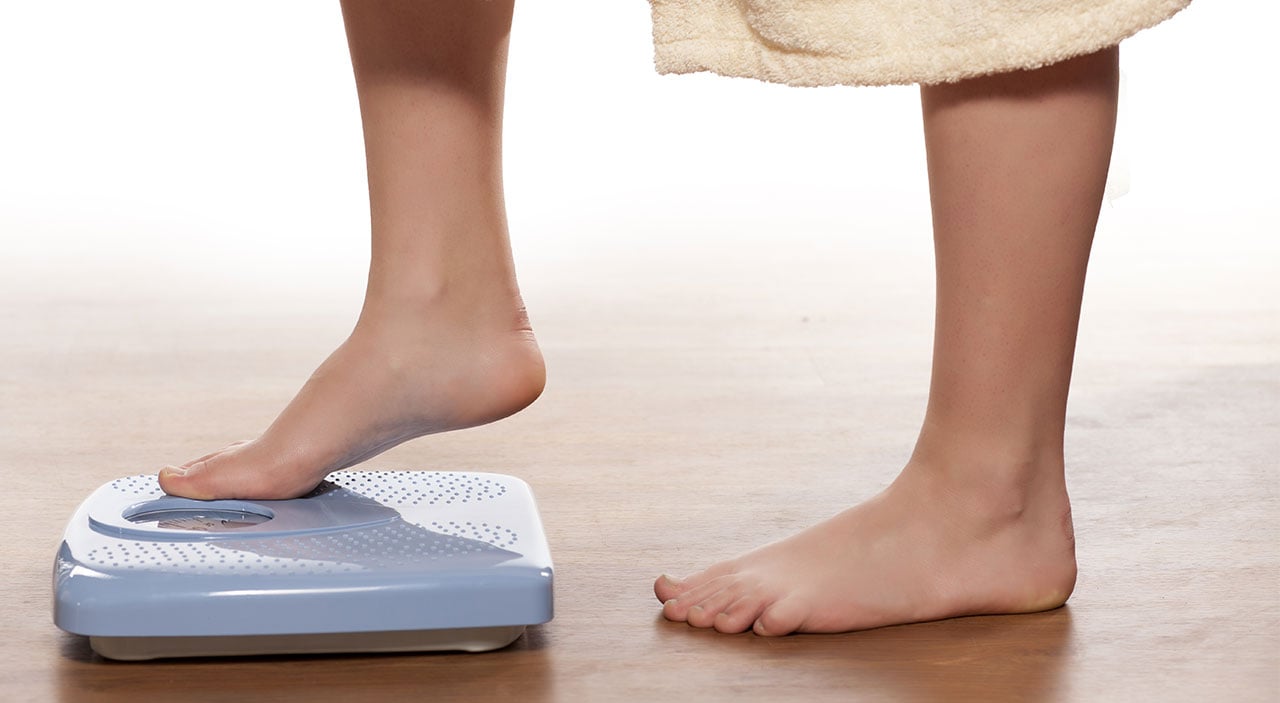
2,231,1276,702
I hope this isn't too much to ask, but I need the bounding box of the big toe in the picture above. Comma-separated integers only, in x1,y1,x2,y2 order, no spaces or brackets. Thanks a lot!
654,574,687,602
158,460,220,500
654,562,739,603
157,444,288,500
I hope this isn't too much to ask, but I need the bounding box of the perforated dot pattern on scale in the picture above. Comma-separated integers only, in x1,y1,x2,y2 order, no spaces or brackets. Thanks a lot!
109,470,508,505
93,471,520,574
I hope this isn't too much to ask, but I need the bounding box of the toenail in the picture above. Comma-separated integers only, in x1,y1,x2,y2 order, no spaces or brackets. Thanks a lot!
160,466,188,477
661,574,683,587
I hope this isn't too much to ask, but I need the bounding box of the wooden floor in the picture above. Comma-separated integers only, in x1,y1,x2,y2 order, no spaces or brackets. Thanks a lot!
2,207,1276,703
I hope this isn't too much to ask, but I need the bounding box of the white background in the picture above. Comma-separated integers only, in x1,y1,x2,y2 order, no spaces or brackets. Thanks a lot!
0,1,1274,325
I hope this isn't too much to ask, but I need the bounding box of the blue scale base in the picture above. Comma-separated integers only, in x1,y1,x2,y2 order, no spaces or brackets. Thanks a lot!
53,471,553,660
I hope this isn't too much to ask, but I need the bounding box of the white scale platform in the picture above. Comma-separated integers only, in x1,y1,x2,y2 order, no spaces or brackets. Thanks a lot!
53,471,553,660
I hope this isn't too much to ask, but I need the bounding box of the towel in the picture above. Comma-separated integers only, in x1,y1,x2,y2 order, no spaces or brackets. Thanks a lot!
650,0,1190,86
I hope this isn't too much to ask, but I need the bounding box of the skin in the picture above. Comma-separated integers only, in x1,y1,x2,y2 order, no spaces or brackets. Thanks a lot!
159,0,1120,635
655,47,1119,634
159,0,543,500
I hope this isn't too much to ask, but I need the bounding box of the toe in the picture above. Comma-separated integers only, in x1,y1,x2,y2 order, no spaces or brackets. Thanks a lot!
662,592,703,623
161,440,257,499
156,465,188,493
159,457,222,500
653,574,685,602
685,587,742,629
753,597,808,637
654,561,737,602
662,575,735,622
159,442,325,500
714,595,768,634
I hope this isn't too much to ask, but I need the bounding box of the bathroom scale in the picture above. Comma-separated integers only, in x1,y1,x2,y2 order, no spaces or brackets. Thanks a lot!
53,470,553,660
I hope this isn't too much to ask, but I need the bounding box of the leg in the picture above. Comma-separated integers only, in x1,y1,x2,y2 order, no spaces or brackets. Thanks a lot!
159,0,543,500
655,47,1119,634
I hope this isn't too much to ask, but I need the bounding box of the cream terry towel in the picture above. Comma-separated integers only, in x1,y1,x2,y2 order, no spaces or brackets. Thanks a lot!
651,0,1191,86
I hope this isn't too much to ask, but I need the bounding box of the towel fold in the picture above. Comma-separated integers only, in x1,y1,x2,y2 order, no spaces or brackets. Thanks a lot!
651,0,1190,86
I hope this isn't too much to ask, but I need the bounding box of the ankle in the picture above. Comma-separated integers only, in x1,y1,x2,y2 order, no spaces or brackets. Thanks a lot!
899,445,1069,527
358,275,528,331
913,418,1064,477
